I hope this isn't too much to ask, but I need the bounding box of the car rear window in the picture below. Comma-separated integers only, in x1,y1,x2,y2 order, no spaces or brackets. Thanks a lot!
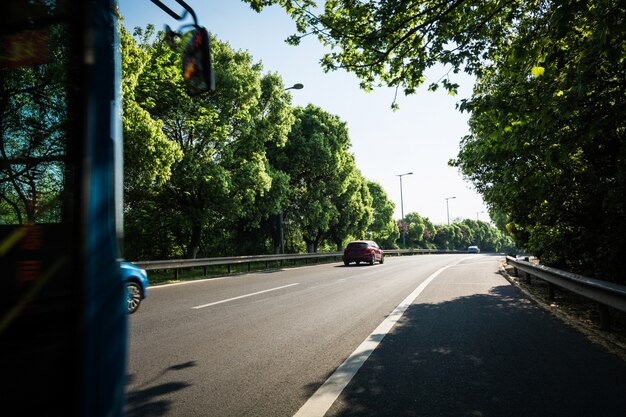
347,242,368,248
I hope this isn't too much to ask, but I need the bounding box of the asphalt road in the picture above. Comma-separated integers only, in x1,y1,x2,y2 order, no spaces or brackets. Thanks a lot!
124,254,626,417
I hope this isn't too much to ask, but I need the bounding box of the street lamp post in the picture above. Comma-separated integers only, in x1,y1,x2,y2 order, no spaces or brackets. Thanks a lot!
396,172,413,247
445,196,456,225
278,83,303,253
284,83,304,91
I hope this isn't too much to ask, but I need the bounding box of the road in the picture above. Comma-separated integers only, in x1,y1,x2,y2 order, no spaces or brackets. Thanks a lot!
124,254,626,417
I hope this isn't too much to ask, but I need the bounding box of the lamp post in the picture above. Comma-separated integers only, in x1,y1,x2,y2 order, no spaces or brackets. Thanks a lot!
284,83,304,91
476,211,484,221
278,83,303,253
396,172,413,247
445,196,456,225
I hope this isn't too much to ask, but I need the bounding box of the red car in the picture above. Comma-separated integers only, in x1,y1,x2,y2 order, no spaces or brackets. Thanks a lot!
343,240,384,266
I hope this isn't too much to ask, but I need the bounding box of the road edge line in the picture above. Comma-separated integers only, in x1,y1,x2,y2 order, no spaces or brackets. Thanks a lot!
293,260,463,417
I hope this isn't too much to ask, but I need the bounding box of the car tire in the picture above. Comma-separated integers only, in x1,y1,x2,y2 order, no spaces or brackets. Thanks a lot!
370,254,375,265
344,260,350,266
380,255,384,264
127,281,142,314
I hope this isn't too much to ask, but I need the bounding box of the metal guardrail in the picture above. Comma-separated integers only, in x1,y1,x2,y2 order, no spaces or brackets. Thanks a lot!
134,252,343,278
133,248,463,279
506,255,626,329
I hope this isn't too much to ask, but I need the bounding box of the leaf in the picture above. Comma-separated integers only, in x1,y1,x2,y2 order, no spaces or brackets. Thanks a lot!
531,66,545,77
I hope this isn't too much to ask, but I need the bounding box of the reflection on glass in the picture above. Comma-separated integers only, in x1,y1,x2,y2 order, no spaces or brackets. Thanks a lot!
2,19,67,225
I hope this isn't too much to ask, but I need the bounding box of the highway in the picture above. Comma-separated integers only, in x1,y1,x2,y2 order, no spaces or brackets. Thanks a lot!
124,254,626,417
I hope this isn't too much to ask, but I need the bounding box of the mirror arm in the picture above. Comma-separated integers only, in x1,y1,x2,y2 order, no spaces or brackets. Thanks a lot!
173,0,199,26
150,0,198,26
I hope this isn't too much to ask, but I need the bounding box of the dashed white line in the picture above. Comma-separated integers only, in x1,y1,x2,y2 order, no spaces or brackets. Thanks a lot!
192,283,300,309
293,258,467,417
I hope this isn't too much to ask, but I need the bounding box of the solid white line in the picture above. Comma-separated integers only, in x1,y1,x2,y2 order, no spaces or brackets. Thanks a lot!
293,260,465,417
192,283,299,309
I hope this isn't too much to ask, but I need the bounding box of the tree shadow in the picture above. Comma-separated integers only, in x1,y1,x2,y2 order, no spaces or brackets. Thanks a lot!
125,361,197,417
316,284,626,417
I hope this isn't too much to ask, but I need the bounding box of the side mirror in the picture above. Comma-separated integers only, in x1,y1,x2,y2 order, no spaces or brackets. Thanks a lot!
181,27,215,96
152,0,215,96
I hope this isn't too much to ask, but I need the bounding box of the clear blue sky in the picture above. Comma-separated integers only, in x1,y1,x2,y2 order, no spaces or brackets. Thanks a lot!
118,0,488,225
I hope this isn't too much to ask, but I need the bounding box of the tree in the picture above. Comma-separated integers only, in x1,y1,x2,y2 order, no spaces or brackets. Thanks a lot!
244,0,534,103
120,25,184,259
366,181,398,248
270,104,366,252
120,25,181,195
231,165,291,254
325,162,372,250
404,212,435,248
451,0,626,279
122,25,294,259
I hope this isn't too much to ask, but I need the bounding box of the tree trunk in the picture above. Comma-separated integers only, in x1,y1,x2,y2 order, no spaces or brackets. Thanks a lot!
186,222,202,259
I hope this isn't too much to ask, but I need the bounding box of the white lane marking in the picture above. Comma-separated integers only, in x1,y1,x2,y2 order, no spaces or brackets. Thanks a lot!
293,259,466,417
192,283,299,309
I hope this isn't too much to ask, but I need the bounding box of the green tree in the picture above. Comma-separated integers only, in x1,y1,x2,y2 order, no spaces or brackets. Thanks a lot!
271,104,364,252
231,165,291,255
404,212,435,249
451,0,626,279
433,224,455,250
244,0,533,102
326,163,373,251
366,181,398,248
121,25,181,195
120,24,183,259
123,25,294,259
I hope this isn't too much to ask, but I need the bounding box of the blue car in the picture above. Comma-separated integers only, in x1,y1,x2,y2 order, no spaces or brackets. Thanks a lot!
467,245,481,254
120,261,149,314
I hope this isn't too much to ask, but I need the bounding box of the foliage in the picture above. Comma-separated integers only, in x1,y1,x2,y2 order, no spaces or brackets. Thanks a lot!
120,26,181,197
269,104,370,252
366,181,399,247
122,24,295,259
402,213,515,252
243,0,535,106
404,212,436,248
451,0,626,280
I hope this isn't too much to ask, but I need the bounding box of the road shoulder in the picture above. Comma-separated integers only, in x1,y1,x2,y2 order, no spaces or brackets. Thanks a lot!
499,260,626,363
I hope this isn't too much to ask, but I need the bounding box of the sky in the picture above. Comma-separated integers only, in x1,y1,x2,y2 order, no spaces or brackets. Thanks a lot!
118,0,489,226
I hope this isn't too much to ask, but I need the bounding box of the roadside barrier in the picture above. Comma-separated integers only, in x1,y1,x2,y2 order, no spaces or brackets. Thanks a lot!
133,249,462,279
506,256,626,330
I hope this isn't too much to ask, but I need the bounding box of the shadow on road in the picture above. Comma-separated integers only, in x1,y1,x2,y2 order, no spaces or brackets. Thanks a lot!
321,284,626,417
125,361,197,417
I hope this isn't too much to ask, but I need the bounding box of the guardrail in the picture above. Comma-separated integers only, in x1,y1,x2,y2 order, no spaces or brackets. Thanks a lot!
133,248,463,280
506,256,626,330
134,252,343,278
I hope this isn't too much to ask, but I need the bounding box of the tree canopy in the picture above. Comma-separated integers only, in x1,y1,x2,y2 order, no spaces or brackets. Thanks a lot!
451,0,626,279
270,104,371,252
244,0,533,100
